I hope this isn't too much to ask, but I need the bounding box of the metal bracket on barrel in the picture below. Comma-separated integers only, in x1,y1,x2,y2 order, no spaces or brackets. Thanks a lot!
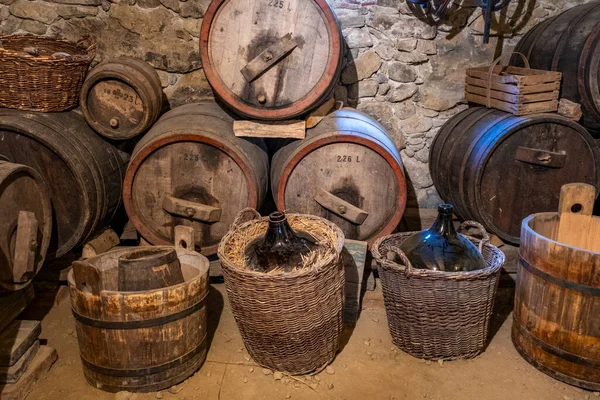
314,189,369,225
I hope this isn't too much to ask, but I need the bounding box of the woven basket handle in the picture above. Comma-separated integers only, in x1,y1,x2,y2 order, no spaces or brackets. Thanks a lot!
486,52,530,108
385,245,415,277
231,208,261,229
458,220,489,253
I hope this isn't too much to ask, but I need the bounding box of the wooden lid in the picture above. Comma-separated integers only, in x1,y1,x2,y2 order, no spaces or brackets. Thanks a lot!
200,0,342,120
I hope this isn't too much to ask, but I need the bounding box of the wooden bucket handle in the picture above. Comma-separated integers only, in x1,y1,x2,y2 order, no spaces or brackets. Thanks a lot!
486,52,530,108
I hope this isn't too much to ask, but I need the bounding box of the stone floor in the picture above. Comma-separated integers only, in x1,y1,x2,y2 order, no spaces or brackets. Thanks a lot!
16,282,598,400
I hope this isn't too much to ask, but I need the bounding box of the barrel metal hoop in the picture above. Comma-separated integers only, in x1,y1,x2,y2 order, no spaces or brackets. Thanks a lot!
72,296,206,330
80,335,207,377
513,320,600,368
519,256,600,296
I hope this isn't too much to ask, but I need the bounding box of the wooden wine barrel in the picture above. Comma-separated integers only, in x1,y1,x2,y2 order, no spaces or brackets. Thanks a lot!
514,212,600,390
512,1,600,134
199,0,343,120
68,243,209,392
0,162,52,291
123,102,269,256
80,57,163,140
0,110,129,257
271,108,407,246
429,107,600,244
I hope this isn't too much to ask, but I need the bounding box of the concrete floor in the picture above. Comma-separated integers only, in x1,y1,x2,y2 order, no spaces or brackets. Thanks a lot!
22,282,598,400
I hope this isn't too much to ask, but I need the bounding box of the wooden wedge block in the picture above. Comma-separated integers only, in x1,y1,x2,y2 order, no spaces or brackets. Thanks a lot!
0,345,58,400
0,285,35,333
0,321,41,367
0,341,40,384
233,120,306,139
82,228,120,259
305,96,335,129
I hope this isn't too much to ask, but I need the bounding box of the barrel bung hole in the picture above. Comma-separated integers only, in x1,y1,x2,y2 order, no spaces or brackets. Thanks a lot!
179,240,188,249
571,203,583,213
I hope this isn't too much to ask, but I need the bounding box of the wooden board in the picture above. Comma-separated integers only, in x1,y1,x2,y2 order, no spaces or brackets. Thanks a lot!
233,120,306,139
341,239,368,324
465,76,560,95
556,183,596,249
0,346,57,400
466,84,559,104
0,285,34,333
0,321,41,367
82,228,120,260
0,341,39,384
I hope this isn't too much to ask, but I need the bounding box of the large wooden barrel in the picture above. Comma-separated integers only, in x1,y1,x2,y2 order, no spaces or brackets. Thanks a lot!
0,110,129,257
430,107,600,244
271,108,407,246
512,2,600,134
0,162,52,291
514,212,600,390
68,244,209,392
199,0,343,120
80,57,163,140
123,102,269,256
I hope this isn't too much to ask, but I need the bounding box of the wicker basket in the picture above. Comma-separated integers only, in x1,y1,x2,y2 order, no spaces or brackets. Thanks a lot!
218,209,345,375
372,222,505,360
0,35,95,111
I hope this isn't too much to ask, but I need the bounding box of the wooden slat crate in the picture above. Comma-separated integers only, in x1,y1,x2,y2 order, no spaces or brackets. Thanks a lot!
465,53,562,115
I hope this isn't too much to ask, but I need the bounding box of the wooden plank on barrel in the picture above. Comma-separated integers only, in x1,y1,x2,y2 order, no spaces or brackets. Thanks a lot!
12,212,39,283
82,228,120,259
0,340,40,384
233,120,306,139
0,321,41,367
0,346,57,400
315,189,369,224
241,33,298,82
163,195,222,223
557,183,596,249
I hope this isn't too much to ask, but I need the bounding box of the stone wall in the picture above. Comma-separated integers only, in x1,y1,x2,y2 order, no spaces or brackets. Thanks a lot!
0,0,592,208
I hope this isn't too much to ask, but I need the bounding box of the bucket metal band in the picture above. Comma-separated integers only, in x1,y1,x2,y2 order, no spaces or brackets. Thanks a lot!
72,296,206,330
518,256,600,296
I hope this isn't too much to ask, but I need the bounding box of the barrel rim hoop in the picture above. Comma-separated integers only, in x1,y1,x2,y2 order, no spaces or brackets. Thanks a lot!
518,255,600,296
274,134,407,247
512,319,600,368
122,132,260,255
72,295,206,330
199,0,342,120
80,335,207,377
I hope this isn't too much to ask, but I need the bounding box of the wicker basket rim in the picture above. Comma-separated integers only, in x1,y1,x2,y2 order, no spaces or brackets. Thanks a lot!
217,213,345,279
0,35,96,62
372,231,505,278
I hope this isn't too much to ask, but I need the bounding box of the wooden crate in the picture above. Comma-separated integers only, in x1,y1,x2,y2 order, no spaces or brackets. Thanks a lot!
465,65,562,115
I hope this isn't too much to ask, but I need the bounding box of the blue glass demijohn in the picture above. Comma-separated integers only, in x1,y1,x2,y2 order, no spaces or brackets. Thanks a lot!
399,204,486,272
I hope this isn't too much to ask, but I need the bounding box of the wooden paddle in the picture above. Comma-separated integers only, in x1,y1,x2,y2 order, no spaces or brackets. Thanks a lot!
557,183,596,250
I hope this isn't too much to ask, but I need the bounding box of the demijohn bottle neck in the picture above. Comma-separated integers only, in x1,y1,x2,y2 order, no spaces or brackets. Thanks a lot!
429,204,456,237
265,212,297,243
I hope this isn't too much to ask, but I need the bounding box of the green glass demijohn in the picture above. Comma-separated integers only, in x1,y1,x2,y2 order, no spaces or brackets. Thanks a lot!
399,204,486,272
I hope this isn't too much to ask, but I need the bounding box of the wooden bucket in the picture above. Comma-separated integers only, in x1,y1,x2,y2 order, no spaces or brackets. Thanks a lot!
271,108,407,247
430,107,600,243
512,1,600,135
0,109,129,257
515,210,600,390
68,234,209,392
80,57,163,140
123,102,269,256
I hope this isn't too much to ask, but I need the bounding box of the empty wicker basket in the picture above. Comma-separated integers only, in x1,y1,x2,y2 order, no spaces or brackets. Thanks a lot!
372,223,505,360
0,35,95,111
218,209,345,375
